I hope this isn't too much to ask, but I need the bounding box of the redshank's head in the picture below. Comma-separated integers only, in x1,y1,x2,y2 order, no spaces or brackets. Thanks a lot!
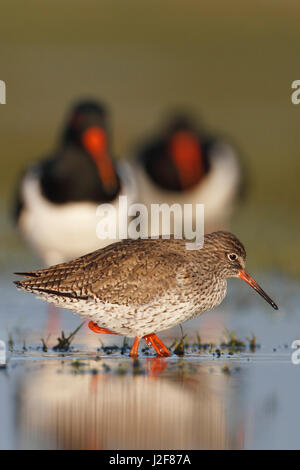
62,100,119,195
205,231,278,310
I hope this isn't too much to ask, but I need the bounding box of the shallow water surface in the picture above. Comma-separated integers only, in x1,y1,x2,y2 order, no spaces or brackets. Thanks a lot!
1,351,300,450
1,269,300,449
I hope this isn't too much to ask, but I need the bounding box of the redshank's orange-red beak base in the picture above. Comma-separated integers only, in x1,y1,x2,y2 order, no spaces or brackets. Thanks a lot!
238,269,278,310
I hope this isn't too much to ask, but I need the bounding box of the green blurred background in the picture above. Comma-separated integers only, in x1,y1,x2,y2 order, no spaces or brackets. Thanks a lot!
0,0,299,274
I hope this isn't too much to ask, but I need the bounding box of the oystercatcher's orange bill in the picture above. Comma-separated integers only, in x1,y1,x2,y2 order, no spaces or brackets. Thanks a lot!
239,269,278,310
170,131,205,189
82,126,107,155
82,126,118,193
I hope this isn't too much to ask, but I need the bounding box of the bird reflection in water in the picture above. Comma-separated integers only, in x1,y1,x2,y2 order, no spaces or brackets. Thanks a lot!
18,357,245,450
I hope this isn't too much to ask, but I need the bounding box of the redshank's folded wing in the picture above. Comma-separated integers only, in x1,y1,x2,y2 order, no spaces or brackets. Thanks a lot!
14,238,189,305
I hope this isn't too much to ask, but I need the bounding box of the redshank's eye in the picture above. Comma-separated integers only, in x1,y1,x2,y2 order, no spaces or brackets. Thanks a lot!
228,253,237,261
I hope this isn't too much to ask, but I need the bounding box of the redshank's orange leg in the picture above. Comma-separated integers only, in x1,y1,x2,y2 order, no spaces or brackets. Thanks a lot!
129,337,140,357
143,334,170,357
88,321,119,335
151,335,171,357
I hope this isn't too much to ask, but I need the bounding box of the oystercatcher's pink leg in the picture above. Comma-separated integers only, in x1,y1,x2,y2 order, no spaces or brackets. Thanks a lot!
129,337,140,357
88,321,119,335
143,333,170,357
46,304,61,335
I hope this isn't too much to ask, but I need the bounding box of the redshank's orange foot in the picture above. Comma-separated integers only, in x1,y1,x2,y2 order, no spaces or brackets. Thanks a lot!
143,334,171,357
129,337,140,357
88,321,119,335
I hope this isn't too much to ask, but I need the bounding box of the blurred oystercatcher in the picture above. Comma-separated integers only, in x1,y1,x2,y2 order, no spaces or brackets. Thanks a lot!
14,100,137,266
15,231,278,357
135,114,243,234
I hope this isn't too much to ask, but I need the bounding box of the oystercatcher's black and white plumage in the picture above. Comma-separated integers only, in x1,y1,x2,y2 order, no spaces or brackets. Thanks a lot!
134,114,243,234
14,101,137,266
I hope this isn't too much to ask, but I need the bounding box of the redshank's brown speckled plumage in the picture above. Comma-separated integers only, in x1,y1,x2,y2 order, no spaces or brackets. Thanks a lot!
14,231,278,357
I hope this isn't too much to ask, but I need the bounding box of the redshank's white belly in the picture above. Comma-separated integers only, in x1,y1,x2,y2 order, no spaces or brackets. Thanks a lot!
38,281,227,337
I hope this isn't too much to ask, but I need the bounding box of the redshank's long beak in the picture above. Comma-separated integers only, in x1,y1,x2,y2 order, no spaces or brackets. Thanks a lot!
239,269,278,310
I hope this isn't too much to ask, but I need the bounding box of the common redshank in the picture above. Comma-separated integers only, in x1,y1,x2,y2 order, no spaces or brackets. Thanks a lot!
14,100,137,266
134,114,243,234
14,231,278,357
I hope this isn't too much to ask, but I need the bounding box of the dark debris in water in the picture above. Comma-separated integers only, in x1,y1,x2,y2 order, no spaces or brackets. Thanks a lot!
247,334,259,353
53,322,84,352
221,330,246,351
97,344,126,355
121,337,130,355
172,325,187,356
222,365,241,376
92,328,261,365
168,329,261,357
40,338,48,353
4,323,261,363
171,335,187,356
8,334,14,353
